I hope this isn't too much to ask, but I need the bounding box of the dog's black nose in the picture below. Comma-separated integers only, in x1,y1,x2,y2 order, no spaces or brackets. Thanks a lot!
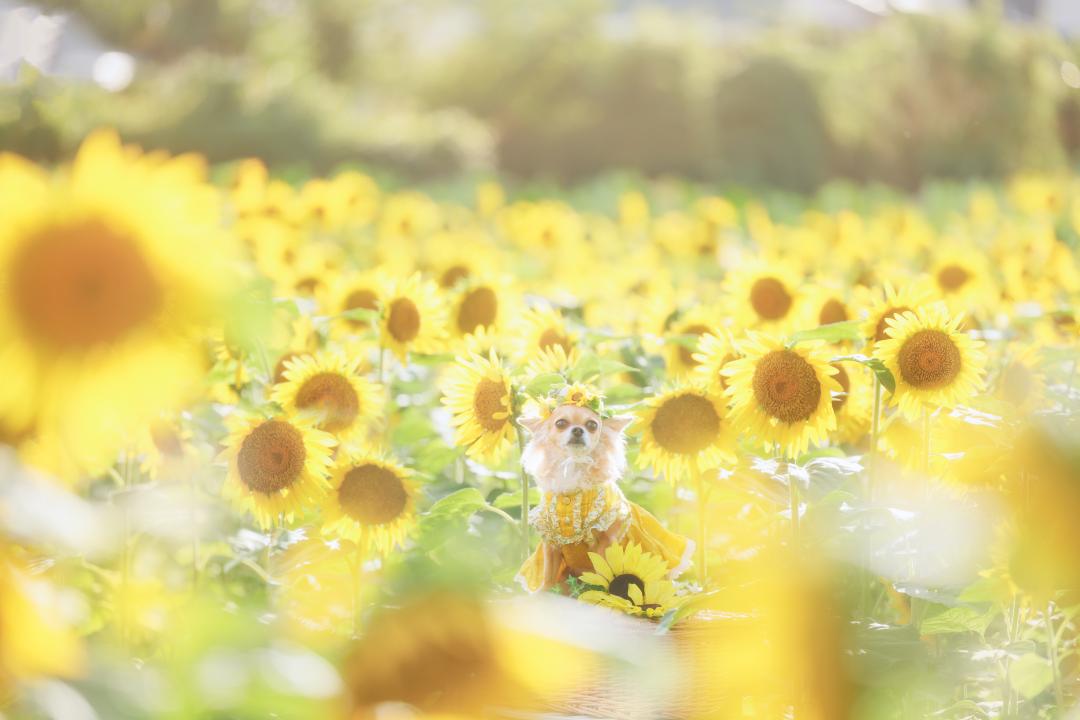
571,426,584,437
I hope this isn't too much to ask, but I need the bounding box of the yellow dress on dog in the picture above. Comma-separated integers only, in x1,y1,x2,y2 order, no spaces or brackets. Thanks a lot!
516,481,693,593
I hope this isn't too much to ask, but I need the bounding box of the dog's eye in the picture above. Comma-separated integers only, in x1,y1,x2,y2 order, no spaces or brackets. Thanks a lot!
554,419,568,429
585,420,598,432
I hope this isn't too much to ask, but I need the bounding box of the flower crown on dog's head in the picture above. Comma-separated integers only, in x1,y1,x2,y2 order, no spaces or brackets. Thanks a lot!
534,382,613,420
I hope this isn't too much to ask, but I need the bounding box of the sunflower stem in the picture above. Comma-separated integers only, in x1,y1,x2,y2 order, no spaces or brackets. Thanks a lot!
1047,600,1066,711
378,345,386,385
869,376,881,501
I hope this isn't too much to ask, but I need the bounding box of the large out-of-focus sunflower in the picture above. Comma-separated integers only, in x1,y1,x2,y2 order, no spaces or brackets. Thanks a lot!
321,452,418,556
858,281,934,350
272,351,383,447
0,130,234,479
379,274,447,360
579,543,677,619
441,352,518,466
723,335,840,458
343,590,588,717
874,304,987,420
220,413,336,528
723,260,805,332
0,553,83,696
634,386,736,482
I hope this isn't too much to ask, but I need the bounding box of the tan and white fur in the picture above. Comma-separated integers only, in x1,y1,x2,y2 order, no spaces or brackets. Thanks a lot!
519,405,633,591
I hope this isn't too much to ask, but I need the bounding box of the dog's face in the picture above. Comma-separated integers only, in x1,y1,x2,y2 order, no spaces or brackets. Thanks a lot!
549,404,604,454
520,406,632,460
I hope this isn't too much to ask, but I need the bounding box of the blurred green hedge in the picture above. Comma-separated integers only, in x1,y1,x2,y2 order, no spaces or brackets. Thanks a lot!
4,2,1079,190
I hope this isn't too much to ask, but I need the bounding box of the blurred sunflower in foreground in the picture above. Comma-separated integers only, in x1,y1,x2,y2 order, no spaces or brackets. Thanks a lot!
0,131,234,478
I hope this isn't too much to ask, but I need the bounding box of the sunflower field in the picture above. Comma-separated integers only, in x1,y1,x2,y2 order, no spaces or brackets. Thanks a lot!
1,124,1080,720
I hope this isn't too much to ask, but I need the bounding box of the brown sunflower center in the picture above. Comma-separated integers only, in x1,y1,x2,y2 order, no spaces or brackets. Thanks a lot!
457,286,498,335
819,298,848,325
295,277,320,295
677,324,710,367
387,298,421,342
831,363,851,412
874,306,911,343
608,573,645,602
896,329,962,389
343,288,378,328
473,378,509,433
150,423,183,457
749,277,793,321
236,420,306,495
651,393,721,455
10,219,162,351
295,372,360,433
538,327,572,353
338,463,408,525
752,350,822,424
440,265,470,289
937,265,970,292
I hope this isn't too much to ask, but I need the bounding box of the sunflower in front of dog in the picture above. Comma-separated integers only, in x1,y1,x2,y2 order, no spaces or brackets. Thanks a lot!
515,384,694,593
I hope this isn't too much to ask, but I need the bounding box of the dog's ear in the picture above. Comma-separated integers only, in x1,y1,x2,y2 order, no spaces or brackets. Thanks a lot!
518,416,545,434
604,415,633,434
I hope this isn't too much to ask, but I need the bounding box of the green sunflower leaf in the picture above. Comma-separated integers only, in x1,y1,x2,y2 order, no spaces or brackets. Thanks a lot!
787,320,862,345
523,373,566,397
832,354,896,395
1009,653,1055,699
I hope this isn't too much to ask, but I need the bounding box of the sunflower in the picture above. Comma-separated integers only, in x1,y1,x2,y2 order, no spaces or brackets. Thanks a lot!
321,452,418,556
323,270,384,341
0,130,233,479
723,260,805,332
272,351,384,446
511,306,577,365
927,248,995,313
807,284,853,327
579,542,679,619
874,304,987,420
448,275,519,340
220,413,336,528
634,386,736,482
664,309,720,378
441,351,518,466
723,335,840,458
692,330,741,393
379,273,447,360
524,344,580,378
858,281,934,350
